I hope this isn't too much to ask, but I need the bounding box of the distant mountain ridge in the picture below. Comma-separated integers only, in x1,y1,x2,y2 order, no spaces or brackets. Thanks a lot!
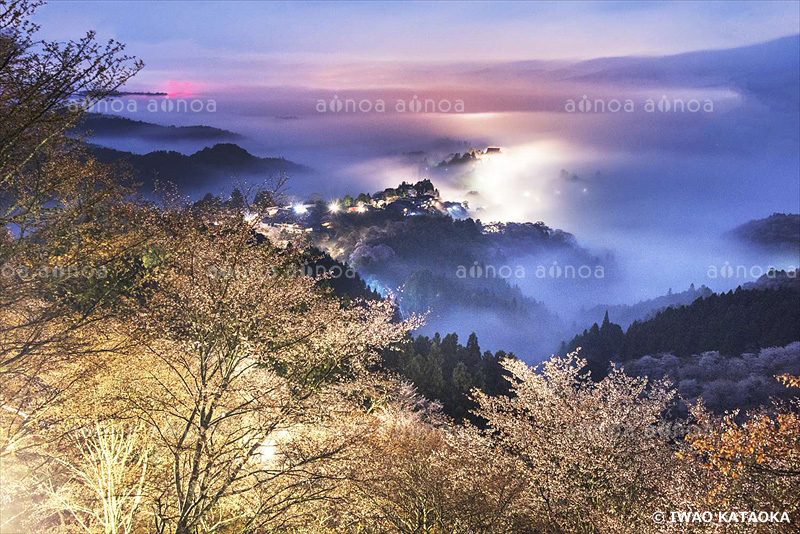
91,143,311,191
562,35,800,111
577,284,714,331
74,114,243,142
742,268,800,290
568,34,799,81
728,213,800,251
460,34,799,113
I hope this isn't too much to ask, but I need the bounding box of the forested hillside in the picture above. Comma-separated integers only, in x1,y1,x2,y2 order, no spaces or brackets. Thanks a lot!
563,283,800,411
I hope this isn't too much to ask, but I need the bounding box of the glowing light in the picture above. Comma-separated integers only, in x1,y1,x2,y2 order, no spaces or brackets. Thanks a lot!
165,80,199,98
258,429,291,466
293,204,308,215
356,203,367,213
457,140,574,223
328,201,341,213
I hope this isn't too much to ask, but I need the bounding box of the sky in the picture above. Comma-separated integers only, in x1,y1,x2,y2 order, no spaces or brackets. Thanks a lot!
35,1,800,90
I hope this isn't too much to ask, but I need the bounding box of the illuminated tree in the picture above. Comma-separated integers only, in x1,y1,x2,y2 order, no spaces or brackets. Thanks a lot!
39,422,151,534
684,374,800,519
314,382,526,533
115,208,414,533
472,353,689,533
0,153,147,459
0,0,144,459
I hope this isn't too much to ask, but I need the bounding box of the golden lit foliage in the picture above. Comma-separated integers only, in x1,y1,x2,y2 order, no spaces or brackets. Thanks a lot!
305,381,526,534
684,375,800,519
1,0,145,462
108,208,416,533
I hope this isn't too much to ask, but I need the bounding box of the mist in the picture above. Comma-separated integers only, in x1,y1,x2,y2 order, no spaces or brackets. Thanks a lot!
77,36,800,361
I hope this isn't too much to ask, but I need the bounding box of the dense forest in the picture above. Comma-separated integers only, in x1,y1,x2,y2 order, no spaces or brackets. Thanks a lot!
381,333,514,422
563,281,800,412
565,282,800,366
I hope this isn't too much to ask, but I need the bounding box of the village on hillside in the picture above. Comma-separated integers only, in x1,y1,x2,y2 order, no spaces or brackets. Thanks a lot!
253,147,504,237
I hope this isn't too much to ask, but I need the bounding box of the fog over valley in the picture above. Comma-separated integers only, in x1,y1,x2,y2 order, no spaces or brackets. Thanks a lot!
73,36,800,359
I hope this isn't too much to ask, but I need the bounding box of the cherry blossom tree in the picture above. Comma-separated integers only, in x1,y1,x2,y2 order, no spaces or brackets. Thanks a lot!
472,353,690,533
